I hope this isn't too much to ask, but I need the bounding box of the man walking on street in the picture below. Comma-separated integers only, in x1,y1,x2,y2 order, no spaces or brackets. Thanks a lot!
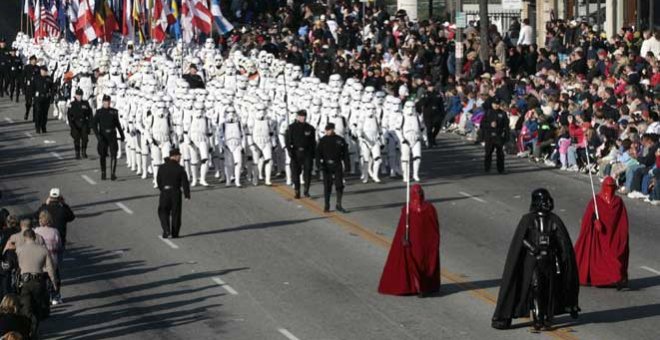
34,188,75,250
92,95,125,181
32,66,53,134
157,149,191,239
7,48,22,102
482,98,509,174
317,123,350,213
22,55,39,121
286,110,316,199
67,88,93,159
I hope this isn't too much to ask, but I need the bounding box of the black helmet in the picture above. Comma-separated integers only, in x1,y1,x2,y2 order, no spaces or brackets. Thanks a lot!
530,188,554,213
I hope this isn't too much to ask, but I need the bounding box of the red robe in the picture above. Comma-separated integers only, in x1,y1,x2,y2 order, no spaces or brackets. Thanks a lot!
574,179,629,286
378,185,440,295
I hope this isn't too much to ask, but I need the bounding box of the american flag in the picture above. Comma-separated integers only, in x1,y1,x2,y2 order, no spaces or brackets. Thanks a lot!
35,0,61,39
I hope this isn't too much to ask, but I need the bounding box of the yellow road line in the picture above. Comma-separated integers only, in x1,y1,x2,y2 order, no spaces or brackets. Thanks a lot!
271,184,578,340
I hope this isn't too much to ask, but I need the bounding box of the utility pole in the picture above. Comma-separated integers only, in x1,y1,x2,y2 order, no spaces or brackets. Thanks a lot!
479,0,489,64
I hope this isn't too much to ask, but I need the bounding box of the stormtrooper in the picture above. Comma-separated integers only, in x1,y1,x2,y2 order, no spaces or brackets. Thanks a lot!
395,101,427,182
187,101,212,187
221,106,245,188
148,99,173,188
247,103,276,186
357,102,383,183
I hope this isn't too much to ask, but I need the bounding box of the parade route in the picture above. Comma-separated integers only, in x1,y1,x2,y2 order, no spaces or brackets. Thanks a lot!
1,97,660,339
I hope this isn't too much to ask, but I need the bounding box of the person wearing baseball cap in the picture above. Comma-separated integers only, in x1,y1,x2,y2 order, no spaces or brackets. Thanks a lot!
92,94,125,180
316,123,350,213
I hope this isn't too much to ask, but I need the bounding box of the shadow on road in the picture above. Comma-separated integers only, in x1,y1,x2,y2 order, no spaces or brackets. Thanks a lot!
41,245,247,339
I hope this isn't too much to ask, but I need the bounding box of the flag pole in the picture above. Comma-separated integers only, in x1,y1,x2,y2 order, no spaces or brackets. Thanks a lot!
585,148,600,221
20,0,24,34
404,153,410,245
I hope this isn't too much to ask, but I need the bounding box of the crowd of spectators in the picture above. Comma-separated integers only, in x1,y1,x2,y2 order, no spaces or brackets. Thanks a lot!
0,188,75,339
212,0,660,205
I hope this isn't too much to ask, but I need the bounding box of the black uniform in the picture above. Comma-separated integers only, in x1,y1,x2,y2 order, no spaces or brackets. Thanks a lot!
481,105,509,173
92,107,125,180
7,52,23,101
182,73,205,89
285,120,316,197
23,63,40,119
0,46,8,96
156,158,191,238
67,99,93,159
492,189,579,330
317,133,351,212
32,73,54,134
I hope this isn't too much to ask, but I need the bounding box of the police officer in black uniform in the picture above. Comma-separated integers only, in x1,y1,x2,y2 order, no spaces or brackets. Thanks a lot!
481,98,509,174
285,110,316,199
67,88,93,159
32,65,54,134
23,55,40,120
92,95,125,180
0,37,8,97
317,123,351,213
7,48,22,102
182,64,205,89
156,149,191,238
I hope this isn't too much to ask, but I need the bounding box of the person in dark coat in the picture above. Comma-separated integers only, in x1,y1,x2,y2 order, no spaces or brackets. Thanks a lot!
92,95,125,180
481,98,509,173
182,64,205,89
31,66,54,134
0,294,31,339
417,84,445,148
156,149,191,239
33,188,74,250
22,55,40,120
316,123,350,213
492,189,579,330
66,88,93,159
285,110,316,199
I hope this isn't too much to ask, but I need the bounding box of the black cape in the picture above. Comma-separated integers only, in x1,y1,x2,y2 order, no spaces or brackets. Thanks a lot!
492,212,580,321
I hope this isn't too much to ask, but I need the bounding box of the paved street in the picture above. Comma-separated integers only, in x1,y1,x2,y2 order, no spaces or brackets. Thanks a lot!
1,97,659,340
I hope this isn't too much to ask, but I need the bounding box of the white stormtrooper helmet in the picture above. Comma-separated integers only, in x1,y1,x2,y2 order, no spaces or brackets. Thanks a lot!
254,103,267,119
226,106,238,122
403,101,416,116
363,103,376,118
193,101,204,117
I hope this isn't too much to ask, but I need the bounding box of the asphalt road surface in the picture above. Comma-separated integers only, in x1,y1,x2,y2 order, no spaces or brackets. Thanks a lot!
1,97,659,340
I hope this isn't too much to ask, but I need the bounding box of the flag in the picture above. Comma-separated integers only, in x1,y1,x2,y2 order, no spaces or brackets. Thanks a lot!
151,0,175,41
75,0,98,44
35,0,61,40
133,0,145,43
95,0,120,41
67,0,79,35
188,0,211,35
210,0,232,34
180,0,193,43
170,0,181,39
25,0,35,21
122,0,134,37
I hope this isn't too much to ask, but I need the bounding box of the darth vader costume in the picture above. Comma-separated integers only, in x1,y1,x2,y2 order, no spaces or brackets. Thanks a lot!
492,189,580,330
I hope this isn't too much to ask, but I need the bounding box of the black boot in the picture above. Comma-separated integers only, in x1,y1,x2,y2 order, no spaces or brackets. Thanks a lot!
100,157,107,180
335,190,348,213
74,144,81,160
110,157,118,181
81,142,88,158
324,191,331,213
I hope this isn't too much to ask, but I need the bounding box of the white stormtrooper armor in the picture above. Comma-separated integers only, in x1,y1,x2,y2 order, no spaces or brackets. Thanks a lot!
150,99,173,188
358,102,383,183
396,101,427,182
221,107,245,187
247,103,276,186
180,94,195,179
126,89,142,172
188,101,211,187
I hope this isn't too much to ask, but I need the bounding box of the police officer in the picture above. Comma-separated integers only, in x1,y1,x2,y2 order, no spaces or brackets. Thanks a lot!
156,149,191,239
92,95,125,180
16,228,57,336
317,123,351,213
285,110,316,199
182,64,205,89
23,55,40,120
7,48,22,102
67,88,93,159
481,98,509,174
32,65,54,134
